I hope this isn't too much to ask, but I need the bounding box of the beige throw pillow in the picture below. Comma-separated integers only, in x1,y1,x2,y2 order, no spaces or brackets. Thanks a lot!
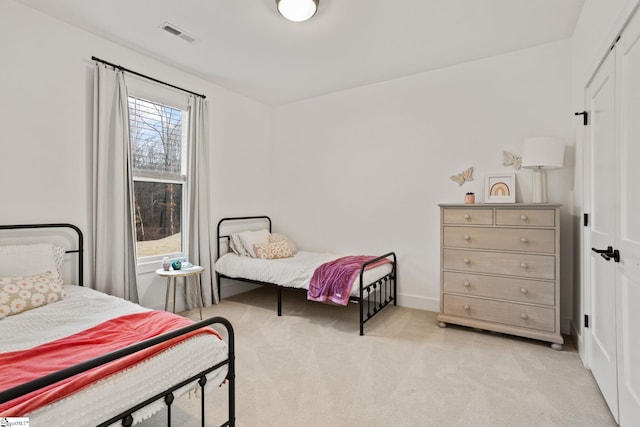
0,271,67,319
253,241,294,259
269,233,298,254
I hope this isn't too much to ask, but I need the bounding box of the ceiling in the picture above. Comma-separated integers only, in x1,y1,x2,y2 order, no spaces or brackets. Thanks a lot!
17,0,585,106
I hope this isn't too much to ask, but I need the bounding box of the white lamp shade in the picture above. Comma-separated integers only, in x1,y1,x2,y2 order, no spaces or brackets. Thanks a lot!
521,137,565,169
276,0,318,22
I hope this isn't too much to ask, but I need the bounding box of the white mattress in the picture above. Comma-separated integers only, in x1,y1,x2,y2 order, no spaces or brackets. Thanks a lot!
215,251,393,297
1,285,229,426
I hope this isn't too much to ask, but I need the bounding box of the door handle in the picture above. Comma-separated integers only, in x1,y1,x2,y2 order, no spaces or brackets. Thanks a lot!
592,246,620,262
601,249,620,262
592,246,613,254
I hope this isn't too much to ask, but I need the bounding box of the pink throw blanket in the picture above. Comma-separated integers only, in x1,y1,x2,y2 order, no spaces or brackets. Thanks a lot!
0,311,221,416
307,255,391,306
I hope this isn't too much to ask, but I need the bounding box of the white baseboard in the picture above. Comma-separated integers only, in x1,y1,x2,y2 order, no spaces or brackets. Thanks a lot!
219,282,439,312
570,318,587,365
561,317,572,335
220,280,260,299
218,285,574,331
396,293,439,312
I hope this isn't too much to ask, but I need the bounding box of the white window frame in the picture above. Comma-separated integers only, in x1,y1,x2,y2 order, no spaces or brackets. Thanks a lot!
127,79,191,267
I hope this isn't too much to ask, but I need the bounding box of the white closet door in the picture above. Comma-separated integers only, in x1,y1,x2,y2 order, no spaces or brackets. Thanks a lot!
585,49,618,421
615,8,640,424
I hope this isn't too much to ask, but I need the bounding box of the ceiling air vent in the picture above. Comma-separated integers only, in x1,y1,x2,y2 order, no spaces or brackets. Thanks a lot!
160,22,195,43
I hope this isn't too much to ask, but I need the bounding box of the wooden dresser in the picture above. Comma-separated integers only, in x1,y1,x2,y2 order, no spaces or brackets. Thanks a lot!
437,203,563,350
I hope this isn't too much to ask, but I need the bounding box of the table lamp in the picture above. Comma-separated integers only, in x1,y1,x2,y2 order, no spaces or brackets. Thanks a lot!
521,137,565,203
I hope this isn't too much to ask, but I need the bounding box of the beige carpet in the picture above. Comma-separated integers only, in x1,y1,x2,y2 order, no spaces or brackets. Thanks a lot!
141,286,617,427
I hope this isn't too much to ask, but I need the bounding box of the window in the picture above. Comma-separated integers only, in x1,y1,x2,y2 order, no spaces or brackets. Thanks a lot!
128,96,189,260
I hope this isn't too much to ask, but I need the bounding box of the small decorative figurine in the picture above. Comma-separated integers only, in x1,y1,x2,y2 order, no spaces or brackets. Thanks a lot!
503,151,522,170
171,259,182,270
450,166,473,186
465,192,475,204
162,257,171,271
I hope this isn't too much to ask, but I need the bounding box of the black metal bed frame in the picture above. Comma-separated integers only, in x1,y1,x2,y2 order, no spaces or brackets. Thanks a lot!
0,223,235,427
215,216,397,336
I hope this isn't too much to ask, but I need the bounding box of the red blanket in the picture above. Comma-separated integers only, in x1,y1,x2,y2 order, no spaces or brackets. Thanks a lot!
0,310,221,416
307,255,392,306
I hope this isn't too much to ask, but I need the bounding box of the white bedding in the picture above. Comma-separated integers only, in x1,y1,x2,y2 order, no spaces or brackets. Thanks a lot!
215,250,393,296
1,285,229,426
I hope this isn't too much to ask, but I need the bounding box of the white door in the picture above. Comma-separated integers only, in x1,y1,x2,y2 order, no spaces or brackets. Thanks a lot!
615,9,640,424
585,49,619,421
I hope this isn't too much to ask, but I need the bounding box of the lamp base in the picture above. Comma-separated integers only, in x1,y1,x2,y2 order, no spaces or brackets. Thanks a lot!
531,167,548,203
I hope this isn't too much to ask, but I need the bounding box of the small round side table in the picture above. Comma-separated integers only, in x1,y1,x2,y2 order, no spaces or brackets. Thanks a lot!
155,266,204,320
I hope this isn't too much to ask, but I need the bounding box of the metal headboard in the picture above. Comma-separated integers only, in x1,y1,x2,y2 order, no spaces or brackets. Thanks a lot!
216,216,272,260
0,223,84,286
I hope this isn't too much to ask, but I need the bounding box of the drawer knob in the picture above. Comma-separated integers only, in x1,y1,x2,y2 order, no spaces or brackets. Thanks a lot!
463,280,471,287
520,288,528,294
464,304,470,311
520,263,528,269
464,258,471,264
464,234,471,241
520,215,528,221
464,214,471,220
520,237,528,243
521,313,528,320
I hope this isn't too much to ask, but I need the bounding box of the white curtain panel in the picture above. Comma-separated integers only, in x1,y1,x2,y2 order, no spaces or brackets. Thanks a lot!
186,96,217,306
92,64,139,302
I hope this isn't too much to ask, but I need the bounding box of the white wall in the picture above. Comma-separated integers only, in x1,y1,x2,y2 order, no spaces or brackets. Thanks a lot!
0,0,583,328
570,0,640,353
273,41,574,331
0,0,273,310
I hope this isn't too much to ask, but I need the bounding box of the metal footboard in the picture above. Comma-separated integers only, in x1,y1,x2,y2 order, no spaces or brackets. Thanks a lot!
358,252,397,336
0,316,236,427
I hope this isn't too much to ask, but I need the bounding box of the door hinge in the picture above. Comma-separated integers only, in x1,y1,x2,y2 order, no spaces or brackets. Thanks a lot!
575,111,588,126
584,213,589,226
610,35,621,50
584,314,590,328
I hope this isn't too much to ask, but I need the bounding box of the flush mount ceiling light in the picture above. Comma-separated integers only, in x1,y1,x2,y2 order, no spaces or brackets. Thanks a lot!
276,0,318,22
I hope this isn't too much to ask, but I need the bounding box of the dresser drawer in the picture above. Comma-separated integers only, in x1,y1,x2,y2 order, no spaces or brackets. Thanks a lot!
442,208,493,225
443,294,556,332
443,249,555,280
443,272,555,306
495,209,555,227
443,226,555,253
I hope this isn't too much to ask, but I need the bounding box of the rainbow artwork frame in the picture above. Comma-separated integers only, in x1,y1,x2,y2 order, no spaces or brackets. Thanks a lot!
485,173,516,203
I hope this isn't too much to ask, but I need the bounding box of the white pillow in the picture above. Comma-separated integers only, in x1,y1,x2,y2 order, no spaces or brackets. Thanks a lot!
229,233,251,257
0,244,60,280
53,245,65,279
238,229,270,258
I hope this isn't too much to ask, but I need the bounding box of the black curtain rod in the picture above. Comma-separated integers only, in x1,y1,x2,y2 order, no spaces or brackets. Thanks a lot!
91,56,206,99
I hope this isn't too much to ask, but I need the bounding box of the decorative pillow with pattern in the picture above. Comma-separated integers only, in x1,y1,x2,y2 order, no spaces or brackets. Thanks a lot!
269,233,298,255
238,229,271,258
0,271,67,320
253,241,294,260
